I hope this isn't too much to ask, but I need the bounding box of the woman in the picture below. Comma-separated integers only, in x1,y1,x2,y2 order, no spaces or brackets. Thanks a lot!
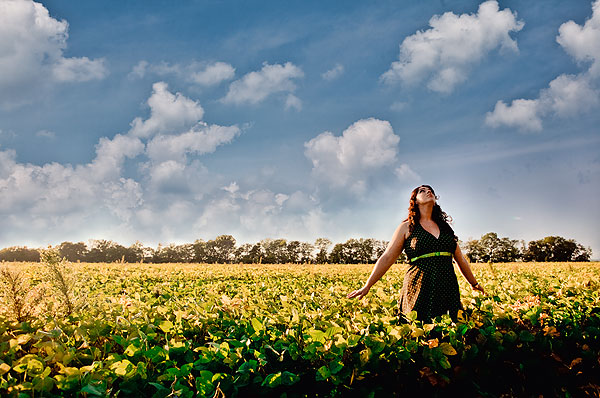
347,185,484,321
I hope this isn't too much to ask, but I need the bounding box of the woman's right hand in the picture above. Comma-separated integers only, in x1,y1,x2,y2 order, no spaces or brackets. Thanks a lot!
347,285,370,299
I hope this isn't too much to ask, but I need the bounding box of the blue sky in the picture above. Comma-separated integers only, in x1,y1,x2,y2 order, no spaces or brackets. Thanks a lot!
1,0,599,257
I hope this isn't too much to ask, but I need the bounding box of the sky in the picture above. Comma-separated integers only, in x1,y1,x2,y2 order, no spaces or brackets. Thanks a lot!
0,0,599,257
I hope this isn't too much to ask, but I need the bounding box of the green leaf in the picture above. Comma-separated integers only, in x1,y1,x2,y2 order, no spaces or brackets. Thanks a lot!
237,360,258,374
80,384,105,396
316,366,330,381
365,336,386,353
407,311,418,321
137,362,148,379
158,320,174,333
0,363,10,375
438,356,451,369
329,360,344,375
280,371,300,386
124,344,141,357
325,327,344,339
519,330,535,342
440,342,457,356
111,334,127,347
308,329,326,344
347,334,361,347
263,372,283,388
359,348,372,365
195,370,215,396
33,376,54,392
251,318,264,333
110,359,135,378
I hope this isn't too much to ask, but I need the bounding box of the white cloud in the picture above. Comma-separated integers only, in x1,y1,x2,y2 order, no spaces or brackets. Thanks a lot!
194,186,321,243
129,82,205,138
381,0,523,93
190,62,235,85
541,73,599,116
0,0,107,108
92,134,145,179
146,123,241,162
36,130,56,139
557,0,600,77
130,60,149,79
52,56,107,82
285,94,302,111
485,99,543,132
304,118,400,194
390,101,408,112
322,64,344,81
0,82,244,245
486,1,600,132
129,60,235,86
222,182,239,194
394,164,420,181
221,62,304,106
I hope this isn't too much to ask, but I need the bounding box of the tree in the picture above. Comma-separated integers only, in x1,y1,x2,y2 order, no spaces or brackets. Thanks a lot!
0,246,40,262
127,241,152,263
259,239,288,264
285,240,314,263
192,239,207,263
153,243,194,263
234,243,253,263
314,238,332,264
57,241,88,262
204,235,236,263
523,236,591,262
86,239,132,263
327,238,386,264
464,233,520,263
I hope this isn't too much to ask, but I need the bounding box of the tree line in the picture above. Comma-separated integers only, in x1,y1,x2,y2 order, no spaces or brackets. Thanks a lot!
0,232,592,264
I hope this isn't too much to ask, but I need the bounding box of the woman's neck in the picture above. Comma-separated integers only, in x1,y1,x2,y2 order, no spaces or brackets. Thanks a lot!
418,203,434,221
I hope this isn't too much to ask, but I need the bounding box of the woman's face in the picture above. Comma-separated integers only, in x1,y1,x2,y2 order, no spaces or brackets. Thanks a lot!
415,186,436,205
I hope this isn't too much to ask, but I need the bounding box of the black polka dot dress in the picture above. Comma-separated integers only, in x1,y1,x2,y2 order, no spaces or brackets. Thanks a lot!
400,223,462,322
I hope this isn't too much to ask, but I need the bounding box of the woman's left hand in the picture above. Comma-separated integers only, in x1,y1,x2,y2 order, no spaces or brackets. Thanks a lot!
472,283,485,294
347,285,370,299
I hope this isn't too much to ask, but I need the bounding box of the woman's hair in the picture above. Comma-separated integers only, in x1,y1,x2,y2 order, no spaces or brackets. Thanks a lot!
403,185,457,241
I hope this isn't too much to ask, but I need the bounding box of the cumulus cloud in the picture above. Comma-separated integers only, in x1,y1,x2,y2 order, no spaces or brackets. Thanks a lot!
52,56,108,82
285,94,302,111
129,82,205,138
0,0,107,108
322,64,344,81
129,60,235,86
557,0,600,77
146,123,241,162
486,1,600,132
190,62,236,85
381,1,523,93
194,185,320,242
0,82,244,244
394,164,420,181
221,62,304,106
486,99,543,132
304,118,400,195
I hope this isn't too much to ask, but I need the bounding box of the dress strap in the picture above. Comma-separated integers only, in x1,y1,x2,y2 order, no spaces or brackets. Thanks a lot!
410,251,452,263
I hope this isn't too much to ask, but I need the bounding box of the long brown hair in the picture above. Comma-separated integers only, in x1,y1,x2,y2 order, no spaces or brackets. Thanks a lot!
403,185,457,241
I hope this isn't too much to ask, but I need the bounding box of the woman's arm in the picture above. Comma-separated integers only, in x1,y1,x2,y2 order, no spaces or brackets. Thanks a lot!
453,244,485,294
347,221,409,299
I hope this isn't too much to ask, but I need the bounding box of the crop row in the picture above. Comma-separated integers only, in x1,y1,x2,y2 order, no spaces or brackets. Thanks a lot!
0,262,599,397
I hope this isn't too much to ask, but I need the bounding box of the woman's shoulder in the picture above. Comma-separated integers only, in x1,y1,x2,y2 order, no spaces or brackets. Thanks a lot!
398,220,411,238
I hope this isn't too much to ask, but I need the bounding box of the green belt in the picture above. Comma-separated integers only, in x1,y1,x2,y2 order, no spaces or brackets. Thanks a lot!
410,251,452,263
